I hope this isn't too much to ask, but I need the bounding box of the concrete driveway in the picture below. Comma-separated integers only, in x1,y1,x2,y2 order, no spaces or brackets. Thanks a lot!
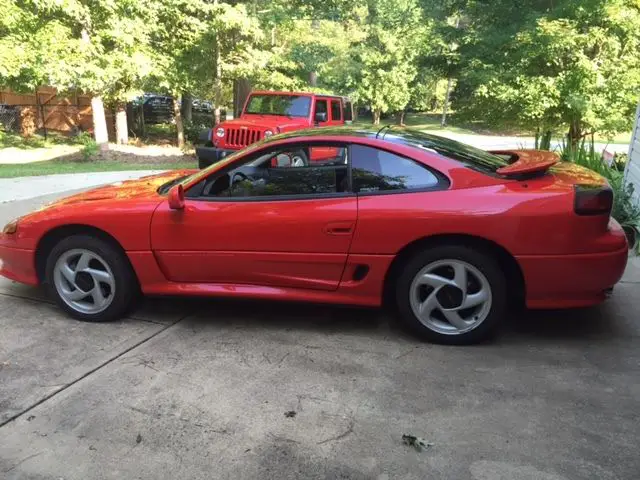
1,189,639,480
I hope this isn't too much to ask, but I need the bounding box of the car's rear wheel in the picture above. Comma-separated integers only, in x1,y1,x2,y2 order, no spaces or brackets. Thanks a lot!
45,235,138,322
395,246,506,345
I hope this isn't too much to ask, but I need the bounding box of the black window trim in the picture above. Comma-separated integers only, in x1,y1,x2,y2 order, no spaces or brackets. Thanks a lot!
185,140,450,203
188,140,353,203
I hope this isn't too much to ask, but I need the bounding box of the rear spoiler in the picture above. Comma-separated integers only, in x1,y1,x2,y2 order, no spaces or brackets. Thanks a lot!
490,150,559,178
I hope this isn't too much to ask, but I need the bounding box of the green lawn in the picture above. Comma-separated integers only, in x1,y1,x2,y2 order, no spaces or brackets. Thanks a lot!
0,159,196,178
0,130,89,149
355,112,632,144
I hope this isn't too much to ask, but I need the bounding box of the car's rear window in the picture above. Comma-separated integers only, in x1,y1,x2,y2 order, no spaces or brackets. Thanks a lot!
386,130,509,174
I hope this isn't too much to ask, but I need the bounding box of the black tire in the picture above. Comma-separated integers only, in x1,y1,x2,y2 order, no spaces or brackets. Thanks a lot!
395,245,507,345
45,234,138,322
291,149,309,166
198,157,211,169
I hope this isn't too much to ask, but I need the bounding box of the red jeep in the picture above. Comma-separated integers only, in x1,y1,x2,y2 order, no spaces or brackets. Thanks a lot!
196,91,353,168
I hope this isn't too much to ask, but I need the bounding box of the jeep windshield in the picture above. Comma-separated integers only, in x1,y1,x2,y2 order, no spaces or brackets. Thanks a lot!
244,95,311,118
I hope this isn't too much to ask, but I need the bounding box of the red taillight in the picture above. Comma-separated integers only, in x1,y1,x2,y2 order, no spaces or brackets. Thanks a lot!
574,185,613,216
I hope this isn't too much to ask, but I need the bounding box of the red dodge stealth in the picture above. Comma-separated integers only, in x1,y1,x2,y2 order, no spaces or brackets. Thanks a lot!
0,127,628,344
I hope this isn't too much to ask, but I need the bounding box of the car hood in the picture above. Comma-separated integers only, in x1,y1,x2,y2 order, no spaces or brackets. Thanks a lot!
41,170,197,208
222,115,309,130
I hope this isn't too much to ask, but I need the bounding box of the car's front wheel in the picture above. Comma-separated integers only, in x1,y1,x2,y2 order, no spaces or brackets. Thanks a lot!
396,246,506,345
45,235,138,322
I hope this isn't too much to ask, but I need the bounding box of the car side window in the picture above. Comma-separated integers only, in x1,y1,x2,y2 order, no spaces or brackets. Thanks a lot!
330,100,342,121
202,144,349,199
351,144,442,193
315,100,328,122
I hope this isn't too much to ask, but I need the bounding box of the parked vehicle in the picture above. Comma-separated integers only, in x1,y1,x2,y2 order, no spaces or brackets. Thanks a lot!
196,90,353,169
0,127,629,344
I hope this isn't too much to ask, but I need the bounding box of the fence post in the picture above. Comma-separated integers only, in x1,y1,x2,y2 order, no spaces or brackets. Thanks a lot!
36,92,47,140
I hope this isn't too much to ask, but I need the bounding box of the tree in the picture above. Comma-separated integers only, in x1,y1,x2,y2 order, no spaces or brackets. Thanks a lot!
337,0,426,124
453,0,640,146
148,0,266,146
0,0,155,146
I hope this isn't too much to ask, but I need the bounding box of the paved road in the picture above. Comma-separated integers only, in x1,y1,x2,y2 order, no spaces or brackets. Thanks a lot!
0,191,639,479
0,170,166,203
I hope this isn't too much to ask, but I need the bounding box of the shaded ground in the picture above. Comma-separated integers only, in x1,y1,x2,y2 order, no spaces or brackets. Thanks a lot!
0,190,639,479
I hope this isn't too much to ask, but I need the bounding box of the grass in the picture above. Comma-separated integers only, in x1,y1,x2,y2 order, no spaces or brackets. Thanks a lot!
0,129,89,149
0,158,196,178
354,112,632,144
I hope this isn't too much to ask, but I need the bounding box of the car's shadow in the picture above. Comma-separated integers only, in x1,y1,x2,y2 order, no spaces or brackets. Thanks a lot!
138,292,637,346
2,280,636,345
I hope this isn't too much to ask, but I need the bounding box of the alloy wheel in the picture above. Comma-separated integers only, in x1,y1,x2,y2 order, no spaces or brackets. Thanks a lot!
52,248,116,315
409,259,492,335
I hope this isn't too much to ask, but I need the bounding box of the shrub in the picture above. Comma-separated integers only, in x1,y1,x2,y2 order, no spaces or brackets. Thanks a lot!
77,133,99,162
183,121,211,144
557,138,640,241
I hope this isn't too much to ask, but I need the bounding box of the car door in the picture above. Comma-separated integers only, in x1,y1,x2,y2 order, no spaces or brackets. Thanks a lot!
329,99,343,126
150,142,355,291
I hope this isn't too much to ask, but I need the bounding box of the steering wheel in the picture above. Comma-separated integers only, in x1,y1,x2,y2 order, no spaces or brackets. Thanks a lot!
229,171,249,190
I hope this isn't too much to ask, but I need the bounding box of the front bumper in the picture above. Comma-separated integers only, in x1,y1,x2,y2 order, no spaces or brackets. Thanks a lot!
195,146,237,168
0,245,38,286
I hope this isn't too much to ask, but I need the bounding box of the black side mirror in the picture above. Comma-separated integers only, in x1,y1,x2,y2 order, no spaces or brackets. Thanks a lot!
315,112,327,123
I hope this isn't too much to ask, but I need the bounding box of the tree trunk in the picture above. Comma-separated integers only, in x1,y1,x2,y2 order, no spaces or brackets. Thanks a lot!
441,76,454,127
91,96,109,150
233,78,252,118
181,92,193,123
568,120,582,149
173,96,185,148
372,110,381,125
309,19,320,87
115,104,128,145
397,110,406,126
213,31,222,126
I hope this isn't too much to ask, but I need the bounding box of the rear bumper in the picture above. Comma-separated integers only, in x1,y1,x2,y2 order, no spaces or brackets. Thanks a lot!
519,245,629,309
0,245,38,286
195,146,236,168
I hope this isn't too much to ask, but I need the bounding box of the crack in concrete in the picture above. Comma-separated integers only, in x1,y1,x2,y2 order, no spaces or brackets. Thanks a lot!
2,451,43,473
0,313,190,429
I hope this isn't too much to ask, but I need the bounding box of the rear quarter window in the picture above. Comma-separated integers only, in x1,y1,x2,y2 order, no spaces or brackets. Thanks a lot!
351,144,445,193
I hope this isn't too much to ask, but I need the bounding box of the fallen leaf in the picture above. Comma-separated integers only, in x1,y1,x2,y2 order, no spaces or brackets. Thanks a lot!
402,434,434,452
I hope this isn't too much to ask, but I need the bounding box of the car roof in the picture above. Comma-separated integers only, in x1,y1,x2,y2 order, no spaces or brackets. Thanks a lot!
263,125,441,147
249,90,347,100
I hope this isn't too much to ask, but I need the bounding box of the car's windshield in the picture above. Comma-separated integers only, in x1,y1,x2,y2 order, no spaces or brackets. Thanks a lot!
244,95,311,118
387,129,508,174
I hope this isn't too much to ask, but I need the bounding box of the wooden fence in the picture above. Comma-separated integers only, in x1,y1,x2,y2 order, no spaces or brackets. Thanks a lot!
0,87,114,138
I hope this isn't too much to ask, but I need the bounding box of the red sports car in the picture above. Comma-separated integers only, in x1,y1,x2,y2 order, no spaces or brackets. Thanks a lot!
0,127,628,344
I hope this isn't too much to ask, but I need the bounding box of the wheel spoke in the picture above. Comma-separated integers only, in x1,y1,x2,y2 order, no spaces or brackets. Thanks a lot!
417,273,455,289
460,288,489,309
441,309,470,330
65,288,89,301
418,290,440,318
452,263,467,292
91,286,107,308
85,268,114,289
60,263,77,286
76,252,93,271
